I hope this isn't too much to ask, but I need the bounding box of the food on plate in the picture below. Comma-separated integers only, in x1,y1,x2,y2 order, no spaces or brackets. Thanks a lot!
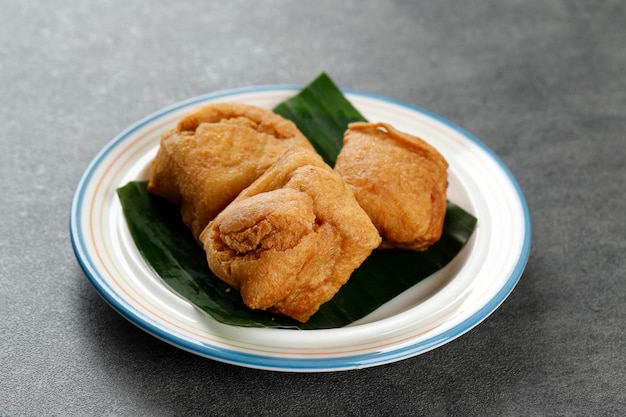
147,102,316,240
199,150,381,322
146,101,451,322
334,122,449,251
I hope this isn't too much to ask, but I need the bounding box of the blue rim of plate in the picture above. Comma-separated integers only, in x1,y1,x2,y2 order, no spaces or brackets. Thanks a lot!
70,85,531,372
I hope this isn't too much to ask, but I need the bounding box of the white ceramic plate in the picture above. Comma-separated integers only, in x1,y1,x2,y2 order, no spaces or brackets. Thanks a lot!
70,86,531,372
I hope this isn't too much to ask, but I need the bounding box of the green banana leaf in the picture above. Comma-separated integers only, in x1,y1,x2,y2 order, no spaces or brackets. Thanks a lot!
117,73,477,329
273,72,366,167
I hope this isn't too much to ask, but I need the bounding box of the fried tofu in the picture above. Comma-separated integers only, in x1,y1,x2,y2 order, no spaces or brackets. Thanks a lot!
334,122,448,251
147,102,315,240
199,150,381,322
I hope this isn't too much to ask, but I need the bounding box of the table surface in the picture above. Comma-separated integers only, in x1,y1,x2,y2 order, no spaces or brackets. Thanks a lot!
2,1,625,415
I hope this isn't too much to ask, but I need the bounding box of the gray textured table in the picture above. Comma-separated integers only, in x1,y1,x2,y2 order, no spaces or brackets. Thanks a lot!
2,1,625,415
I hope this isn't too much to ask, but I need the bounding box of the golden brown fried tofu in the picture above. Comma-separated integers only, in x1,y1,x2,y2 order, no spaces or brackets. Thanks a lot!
147,102,315,240
200,151,381,322
334,122,448,251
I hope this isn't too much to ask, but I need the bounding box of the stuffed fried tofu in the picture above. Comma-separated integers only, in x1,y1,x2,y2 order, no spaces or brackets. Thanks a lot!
199,150,381,323
147,102,315,240
334,122,448,251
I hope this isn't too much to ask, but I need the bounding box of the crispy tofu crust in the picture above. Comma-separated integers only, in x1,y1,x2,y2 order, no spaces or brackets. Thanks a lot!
200,150,381,322
147,102,315,240
334,122,449,251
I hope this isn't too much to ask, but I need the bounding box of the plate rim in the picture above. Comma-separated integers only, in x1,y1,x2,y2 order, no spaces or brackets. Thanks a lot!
70,84,531,372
